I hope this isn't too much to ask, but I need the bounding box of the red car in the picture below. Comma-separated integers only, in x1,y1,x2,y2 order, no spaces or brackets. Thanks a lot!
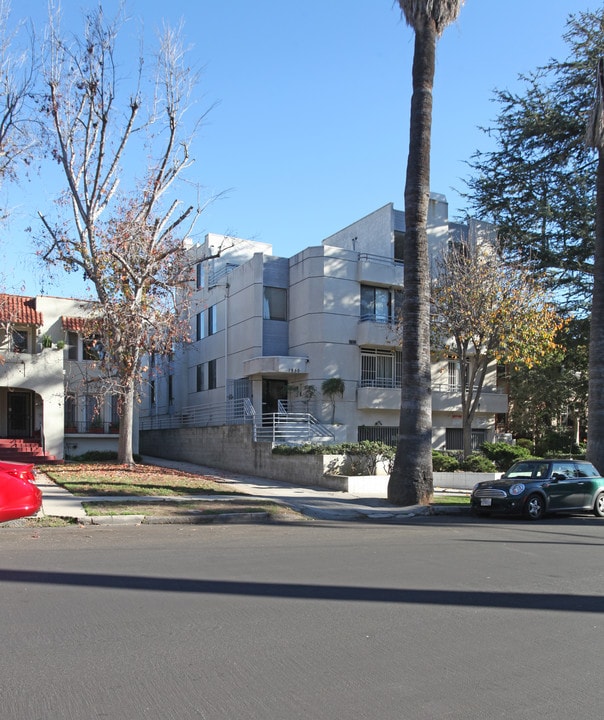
0,461,43,523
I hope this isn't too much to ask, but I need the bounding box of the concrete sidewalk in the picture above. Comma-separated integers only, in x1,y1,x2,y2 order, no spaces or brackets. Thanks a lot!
35,456,451,523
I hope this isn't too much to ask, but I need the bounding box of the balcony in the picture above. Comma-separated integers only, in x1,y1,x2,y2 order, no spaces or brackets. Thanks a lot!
357,318,399,348
357,385,401,411
357,254,404,286
432,384,508,414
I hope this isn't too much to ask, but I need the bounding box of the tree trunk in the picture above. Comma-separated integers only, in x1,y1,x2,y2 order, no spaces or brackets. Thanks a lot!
388,20,436,506
587,149,604,473
117,378,135,466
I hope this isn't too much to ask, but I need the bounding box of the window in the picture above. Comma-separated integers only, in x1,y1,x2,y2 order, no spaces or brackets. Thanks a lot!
394,231,405,262
11,328,28,353
64,395,77,429
208,359,217,390
111,395,120,427
360,349,402,388
83,334,104,361
208,305,217,336
150,380,156,406
196,364,204,392
67,331,78,360
361,285,391,323
196,311,205,341
196,263,205,289
85,395,102,431
445,428,486,451
448,361,459,390
168,375,174,405
263,287,287,320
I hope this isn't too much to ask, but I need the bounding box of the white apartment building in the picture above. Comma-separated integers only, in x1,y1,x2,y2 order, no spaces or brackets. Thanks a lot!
0,293,135,461
140,197,508,450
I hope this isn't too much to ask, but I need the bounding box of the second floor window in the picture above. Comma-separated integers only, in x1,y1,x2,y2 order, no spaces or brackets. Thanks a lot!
361,285,391,323
83,334,105,361
196,263,205,289
208,305,217,335
263,287,287,321
196,364,204,392
11,328,28,353
196,311,205,341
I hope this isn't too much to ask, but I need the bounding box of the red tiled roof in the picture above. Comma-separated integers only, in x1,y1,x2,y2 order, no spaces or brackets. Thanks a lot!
0,294,43,326
62,316,95,333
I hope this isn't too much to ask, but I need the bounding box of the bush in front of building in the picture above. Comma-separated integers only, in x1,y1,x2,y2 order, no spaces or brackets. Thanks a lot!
460,453,497,473
480,441,532,471
432,450,460,472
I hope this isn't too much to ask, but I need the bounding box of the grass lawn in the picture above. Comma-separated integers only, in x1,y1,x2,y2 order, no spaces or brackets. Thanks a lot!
38,463,306,522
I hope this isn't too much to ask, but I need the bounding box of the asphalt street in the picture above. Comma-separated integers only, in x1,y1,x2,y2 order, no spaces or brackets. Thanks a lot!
1,515,604,719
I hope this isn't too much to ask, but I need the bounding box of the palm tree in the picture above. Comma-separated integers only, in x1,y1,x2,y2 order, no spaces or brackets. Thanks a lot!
586,57,604,474
388,0,464,506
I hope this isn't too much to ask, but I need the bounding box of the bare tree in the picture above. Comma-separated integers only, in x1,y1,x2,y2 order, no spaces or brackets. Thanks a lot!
38,4,205,464
0,0,37,201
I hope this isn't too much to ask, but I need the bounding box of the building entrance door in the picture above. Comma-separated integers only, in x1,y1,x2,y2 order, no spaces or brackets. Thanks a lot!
262,379,287,419
8,391,32,438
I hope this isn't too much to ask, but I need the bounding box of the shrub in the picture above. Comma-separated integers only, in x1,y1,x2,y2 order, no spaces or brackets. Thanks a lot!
535,430,584,458
272,441,395,475
432,450,459,472
480,441,531,471
515,438,534,452
461,453,497,473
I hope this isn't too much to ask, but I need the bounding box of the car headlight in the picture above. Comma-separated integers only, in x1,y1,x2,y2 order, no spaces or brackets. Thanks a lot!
509,483,526,496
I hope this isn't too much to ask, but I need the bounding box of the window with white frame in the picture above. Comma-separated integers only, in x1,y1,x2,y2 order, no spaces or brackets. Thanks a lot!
360,349,402,388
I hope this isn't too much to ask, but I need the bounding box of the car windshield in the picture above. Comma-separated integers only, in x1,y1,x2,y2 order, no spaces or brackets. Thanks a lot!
504,462,550,479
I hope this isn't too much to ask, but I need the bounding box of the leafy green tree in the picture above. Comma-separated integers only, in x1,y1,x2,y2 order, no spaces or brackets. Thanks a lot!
388,0,465,507
507,319,588,450
464,7,604,314
431,241,565,458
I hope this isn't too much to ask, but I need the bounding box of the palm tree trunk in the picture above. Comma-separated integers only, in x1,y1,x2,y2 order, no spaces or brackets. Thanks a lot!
388,19,436,505
587,148,604,473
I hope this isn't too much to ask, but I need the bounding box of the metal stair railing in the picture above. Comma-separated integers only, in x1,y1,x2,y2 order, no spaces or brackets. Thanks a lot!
254,411,334,445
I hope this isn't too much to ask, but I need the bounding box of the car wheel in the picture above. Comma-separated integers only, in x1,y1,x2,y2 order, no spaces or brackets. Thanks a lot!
594,492,604,518
523,493,545,520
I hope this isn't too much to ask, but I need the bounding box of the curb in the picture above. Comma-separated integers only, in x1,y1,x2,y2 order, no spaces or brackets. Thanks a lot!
77,511,273,525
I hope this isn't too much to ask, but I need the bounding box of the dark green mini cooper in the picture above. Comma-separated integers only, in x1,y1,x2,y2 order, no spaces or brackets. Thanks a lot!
471,459,604,520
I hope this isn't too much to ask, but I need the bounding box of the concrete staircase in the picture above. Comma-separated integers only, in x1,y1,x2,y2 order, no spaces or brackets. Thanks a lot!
0,438,58,464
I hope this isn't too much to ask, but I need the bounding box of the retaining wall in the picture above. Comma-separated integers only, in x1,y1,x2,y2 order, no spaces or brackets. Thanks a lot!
139,426,498,492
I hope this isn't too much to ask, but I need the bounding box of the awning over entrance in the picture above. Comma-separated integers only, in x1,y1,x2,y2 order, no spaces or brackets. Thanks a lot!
242,355,308,379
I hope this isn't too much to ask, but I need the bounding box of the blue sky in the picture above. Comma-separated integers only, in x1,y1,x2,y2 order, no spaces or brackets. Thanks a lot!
0,0,584,296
